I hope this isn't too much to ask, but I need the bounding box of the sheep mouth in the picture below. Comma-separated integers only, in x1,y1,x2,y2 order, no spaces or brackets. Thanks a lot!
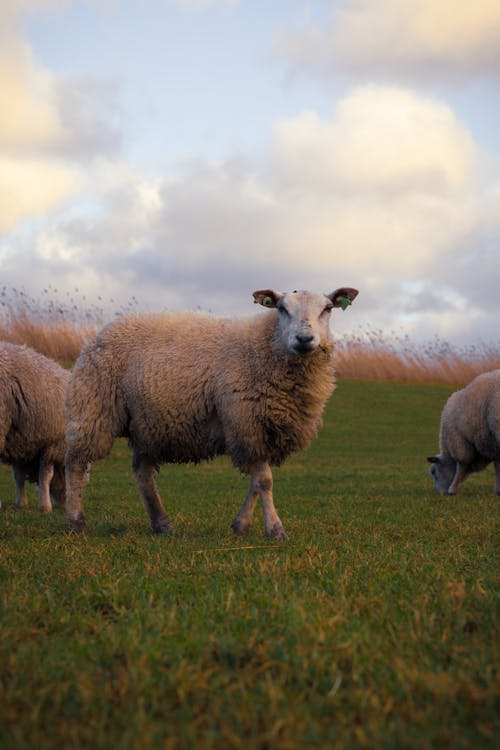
292,342,317,355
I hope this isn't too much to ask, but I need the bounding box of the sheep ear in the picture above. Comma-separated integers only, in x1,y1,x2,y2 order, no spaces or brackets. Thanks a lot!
328,288,359,308
252,290,282,308
427,456,440,464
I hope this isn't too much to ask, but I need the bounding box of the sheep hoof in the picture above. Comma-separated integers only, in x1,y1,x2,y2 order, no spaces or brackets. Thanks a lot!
152,516,173,534
267,523,288,541
67,514,86,534
38,505,52,514
231,518,250,536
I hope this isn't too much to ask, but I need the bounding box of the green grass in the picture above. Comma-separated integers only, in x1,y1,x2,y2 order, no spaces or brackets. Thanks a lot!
0,381,497,749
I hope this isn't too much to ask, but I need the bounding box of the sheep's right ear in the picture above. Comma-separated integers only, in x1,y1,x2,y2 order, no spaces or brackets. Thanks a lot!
253,290,282,308
427,456,439,464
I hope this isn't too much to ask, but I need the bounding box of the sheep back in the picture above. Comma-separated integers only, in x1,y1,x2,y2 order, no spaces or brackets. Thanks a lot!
440,370,500,467
0,342,69,468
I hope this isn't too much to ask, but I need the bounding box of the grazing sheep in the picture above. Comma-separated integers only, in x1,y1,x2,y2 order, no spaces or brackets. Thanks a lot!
65,286,358,537
427,369,500,495
0,342,69,512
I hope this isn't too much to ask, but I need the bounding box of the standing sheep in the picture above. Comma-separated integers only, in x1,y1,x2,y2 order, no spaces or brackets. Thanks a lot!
427,369,500,495
65,286,358,537
0,342,69,512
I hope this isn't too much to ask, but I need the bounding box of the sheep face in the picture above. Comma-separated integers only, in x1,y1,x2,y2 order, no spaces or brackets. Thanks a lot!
253,287,358,356
427,455,457,495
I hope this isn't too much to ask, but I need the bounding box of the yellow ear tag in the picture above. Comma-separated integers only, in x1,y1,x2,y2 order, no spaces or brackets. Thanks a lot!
262,296,273,307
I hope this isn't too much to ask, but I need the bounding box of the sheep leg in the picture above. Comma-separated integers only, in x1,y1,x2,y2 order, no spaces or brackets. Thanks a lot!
233,462,288,540
37,461,54,513
66,456,89,532
447,462,467,495
231,476,259,536
133,457,172,534
12,465,28,508
494,461,500,495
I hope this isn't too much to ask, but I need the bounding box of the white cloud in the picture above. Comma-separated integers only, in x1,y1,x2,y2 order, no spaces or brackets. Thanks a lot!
0,156,81,233
277,0,500,79
272,86,478,194
0,1,120,233
3,84,498,344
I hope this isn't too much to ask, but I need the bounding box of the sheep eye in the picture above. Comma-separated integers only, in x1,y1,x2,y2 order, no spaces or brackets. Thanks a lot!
277,304,289,316
322,305,333,316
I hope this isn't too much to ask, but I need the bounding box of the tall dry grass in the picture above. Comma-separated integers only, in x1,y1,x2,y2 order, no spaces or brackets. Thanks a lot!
1,286,499,383
332,329,500,385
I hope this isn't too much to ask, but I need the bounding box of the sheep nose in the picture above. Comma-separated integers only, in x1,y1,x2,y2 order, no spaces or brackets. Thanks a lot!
296,333,314,345
293,332,316,353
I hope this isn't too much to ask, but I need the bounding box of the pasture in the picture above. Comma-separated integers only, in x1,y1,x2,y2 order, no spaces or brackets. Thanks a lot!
0,380,497,749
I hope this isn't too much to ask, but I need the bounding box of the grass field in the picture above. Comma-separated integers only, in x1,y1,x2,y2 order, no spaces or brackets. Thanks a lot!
0,380,498,749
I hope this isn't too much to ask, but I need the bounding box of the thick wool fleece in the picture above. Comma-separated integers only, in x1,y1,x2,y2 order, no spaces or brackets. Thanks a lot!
440,369,500,470
66,311,336,472
0,342,69,477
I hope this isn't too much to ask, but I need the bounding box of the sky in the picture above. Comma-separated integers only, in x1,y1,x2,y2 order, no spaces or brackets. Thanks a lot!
1,0,499,345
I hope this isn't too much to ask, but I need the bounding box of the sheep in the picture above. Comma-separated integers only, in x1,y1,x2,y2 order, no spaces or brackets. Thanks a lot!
427,369,500,496
65,286,358,537
0,342,69,512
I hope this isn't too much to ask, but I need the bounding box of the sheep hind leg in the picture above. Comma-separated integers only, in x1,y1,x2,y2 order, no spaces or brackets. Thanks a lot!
37,461,54,513
12,465,28,508
233,462,288,541
65,455,90,533
133,456,172,534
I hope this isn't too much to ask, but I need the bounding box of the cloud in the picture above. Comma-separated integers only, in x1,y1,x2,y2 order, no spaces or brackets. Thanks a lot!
0,156,81,233
1,84,498,344
277,0,500,80
272,86,478,194
0,1,121,233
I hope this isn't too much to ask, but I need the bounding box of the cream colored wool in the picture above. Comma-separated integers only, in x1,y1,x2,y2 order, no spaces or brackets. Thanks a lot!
0,342,69,512
66,288,358,537
428,369,500,495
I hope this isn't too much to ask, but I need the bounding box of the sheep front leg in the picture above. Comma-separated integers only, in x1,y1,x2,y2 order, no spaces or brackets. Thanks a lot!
447,462,468,495
12,465,28,508
133,456,172,534
232,462,288,540
231,475,259,536
37,461,54,513
66,455,89,532
494,460,500,495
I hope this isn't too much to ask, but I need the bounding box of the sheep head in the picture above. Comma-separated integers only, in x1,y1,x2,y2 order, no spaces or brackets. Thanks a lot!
253,287,358,356
427,454,461,495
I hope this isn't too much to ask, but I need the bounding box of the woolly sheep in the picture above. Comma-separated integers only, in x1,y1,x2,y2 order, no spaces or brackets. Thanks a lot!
427,369,500,495
0,342,69,512
65,286,358,537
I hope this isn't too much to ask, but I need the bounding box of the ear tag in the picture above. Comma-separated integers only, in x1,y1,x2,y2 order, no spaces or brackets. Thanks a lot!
262,296,273,307
337,295,351,311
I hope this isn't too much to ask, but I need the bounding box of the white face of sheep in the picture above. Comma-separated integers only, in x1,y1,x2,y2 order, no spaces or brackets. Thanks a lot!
253,287,359,356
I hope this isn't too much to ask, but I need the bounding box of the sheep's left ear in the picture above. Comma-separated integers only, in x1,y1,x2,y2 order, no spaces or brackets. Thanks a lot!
252,289,282,308
328,288,359,308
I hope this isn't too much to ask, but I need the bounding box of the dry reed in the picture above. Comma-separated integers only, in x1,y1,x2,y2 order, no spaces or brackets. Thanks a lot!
1,286,499,384
333,329,500,385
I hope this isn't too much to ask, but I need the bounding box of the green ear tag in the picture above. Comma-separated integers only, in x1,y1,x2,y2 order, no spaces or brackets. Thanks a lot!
262,296,273,307
337,295,351,311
